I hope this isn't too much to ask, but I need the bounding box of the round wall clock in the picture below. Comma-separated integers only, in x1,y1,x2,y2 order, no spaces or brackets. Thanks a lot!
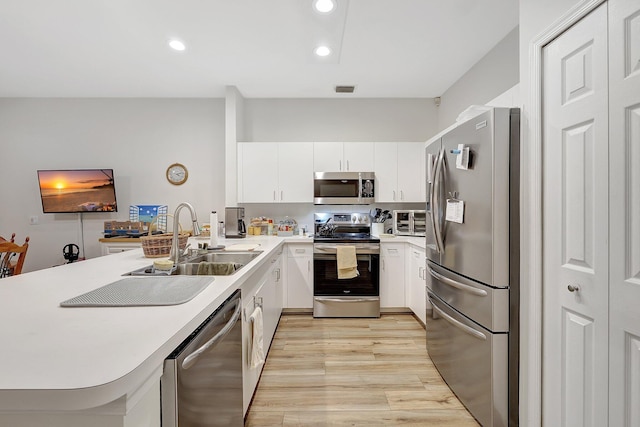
166,163,188,185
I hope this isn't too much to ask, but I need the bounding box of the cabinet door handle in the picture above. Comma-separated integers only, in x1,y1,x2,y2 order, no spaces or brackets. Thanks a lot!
281,190,283,201
400,190,404,200
295,248,306,254
382,259,385,271
393,190,396,201
347,160,350,171
339,160,342,171
308,260,311,272
273,190,276,201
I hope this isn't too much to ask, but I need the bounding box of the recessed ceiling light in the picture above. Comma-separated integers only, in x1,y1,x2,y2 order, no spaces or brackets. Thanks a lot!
314,46,332,57
168,39,186,51
313,0,335,14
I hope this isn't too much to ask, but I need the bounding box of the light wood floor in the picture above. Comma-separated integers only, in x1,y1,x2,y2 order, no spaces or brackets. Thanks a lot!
245,314,480,426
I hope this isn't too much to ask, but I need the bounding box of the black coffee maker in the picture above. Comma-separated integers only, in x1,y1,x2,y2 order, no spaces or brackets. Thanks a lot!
224,207,246,238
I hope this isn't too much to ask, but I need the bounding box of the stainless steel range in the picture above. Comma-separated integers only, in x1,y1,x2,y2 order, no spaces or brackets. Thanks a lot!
313,212,380,318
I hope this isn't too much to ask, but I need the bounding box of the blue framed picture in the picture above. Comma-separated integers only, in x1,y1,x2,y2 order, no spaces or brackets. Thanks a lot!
129,205,168,231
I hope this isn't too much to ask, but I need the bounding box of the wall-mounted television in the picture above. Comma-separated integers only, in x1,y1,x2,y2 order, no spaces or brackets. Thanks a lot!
37,169,118,213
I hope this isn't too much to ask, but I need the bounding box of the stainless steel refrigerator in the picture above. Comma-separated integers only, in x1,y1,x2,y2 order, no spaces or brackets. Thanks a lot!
425,107,519,427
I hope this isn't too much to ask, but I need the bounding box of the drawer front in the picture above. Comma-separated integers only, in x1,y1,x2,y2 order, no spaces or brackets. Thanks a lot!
287,244,312,258
426,291,508,427
426,260,509,332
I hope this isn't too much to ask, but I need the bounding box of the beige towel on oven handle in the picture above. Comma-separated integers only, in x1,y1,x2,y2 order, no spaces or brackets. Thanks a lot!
336,245,359,279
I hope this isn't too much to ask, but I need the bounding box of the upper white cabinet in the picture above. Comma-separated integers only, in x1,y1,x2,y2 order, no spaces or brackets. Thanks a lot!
313,142,374,172
374,142,425,202
238,142,313,203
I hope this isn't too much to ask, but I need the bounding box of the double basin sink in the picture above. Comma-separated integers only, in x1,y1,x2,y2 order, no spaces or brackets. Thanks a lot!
124,251,263,277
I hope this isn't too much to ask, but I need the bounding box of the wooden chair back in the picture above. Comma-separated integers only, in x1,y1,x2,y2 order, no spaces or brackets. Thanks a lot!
0,237,29,277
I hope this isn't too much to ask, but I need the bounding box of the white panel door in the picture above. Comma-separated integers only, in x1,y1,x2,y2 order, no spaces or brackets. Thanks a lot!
608,1,640,425
374,142,399,202
542,4,609,427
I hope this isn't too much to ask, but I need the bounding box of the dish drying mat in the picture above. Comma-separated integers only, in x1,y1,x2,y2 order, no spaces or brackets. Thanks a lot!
60,277,213,307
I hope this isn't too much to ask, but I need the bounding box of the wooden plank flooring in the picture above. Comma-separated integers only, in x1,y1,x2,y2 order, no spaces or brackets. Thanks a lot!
245,314,480,426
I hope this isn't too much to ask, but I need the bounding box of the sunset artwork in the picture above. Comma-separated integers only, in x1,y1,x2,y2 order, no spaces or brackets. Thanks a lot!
37,169,117,213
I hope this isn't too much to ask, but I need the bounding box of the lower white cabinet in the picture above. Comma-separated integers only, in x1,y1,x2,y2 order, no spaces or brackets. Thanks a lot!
99,239,141,255
380,242,406,307
285,243,313,309
407,246,426,325
241,249,283,414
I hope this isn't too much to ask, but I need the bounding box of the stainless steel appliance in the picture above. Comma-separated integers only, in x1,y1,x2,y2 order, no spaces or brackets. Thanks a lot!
313,172,375,205
425,107,520,427
313,212,380,317
224,207,246,238
392,210,426,236
161,290,243,427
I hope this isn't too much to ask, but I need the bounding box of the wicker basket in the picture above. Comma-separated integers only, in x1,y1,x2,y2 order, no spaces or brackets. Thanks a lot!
140,215,189,258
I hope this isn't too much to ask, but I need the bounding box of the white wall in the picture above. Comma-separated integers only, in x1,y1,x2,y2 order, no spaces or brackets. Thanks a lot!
437,26,520,130
0,98,225,271
243,98,437,142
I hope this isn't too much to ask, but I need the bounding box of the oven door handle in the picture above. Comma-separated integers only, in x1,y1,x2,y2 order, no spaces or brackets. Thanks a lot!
315,297,377,303
181,298,242,370
430,298,487,341
427,265,487,297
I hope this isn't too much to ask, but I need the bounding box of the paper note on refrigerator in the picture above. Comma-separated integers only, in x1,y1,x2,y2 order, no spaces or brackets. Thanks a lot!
445,199,464,224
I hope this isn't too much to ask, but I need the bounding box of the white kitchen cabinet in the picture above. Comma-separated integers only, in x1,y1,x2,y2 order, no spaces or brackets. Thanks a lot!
313,142,374,172
99,239,141,256
380,242,405,308
241,249,283,414
285,243,313,309
407,246,426,325
238,142,313,203
374,142,425,202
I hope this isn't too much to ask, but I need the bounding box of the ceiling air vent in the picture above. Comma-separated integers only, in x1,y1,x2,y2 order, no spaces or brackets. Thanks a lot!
335,85,355,93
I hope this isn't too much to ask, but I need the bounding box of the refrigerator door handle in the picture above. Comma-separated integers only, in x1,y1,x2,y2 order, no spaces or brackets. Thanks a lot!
427,265,488,297
432,147,446,253
431,298,487,341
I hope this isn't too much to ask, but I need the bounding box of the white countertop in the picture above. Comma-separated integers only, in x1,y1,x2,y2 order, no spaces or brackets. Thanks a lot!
0,235,286,411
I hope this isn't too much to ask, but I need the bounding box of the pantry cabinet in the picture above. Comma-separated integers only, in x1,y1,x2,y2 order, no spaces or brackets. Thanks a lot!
238,142,313,203
313,142,374,172
380,242,405,307
374,142,425,202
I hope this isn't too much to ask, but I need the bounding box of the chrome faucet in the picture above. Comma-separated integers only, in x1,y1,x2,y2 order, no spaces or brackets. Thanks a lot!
170,202,201,263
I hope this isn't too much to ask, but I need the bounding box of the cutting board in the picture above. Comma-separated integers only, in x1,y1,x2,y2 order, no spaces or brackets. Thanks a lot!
224,243,261,251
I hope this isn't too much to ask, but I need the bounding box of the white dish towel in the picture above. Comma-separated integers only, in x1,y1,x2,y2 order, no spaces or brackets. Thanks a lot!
249,306,265,369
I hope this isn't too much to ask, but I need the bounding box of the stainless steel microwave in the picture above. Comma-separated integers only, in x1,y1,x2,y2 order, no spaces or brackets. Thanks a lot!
313,172,375,205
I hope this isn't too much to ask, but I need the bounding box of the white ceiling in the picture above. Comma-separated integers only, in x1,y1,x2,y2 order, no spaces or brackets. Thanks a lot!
0,0,518,98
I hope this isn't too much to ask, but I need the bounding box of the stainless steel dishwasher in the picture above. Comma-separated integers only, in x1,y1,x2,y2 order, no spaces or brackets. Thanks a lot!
161,289,243,427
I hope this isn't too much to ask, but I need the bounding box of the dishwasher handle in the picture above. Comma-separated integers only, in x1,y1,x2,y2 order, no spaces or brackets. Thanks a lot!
182,298,242,370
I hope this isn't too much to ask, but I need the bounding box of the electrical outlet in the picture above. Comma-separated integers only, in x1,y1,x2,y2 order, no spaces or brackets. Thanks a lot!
29,215,39,225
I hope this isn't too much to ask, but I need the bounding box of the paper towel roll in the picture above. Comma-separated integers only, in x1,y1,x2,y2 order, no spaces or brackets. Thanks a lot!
209,211,219,247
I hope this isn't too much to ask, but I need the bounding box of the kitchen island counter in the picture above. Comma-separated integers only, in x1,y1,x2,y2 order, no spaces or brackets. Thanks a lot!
0,236,285,419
